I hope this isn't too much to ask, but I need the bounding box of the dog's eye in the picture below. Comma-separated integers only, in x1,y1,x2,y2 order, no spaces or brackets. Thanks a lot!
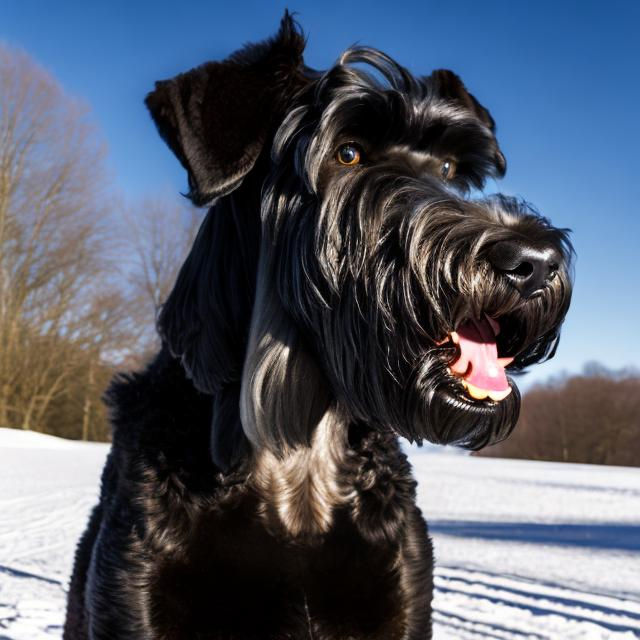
336,143,362,166
441,159,457,180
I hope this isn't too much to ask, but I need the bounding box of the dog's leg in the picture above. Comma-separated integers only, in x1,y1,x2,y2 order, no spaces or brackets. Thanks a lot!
399,507,434,640
63,503,103,640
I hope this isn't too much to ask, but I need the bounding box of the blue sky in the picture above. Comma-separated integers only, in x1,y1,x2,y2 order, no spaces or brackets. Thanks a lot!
3,0,639,389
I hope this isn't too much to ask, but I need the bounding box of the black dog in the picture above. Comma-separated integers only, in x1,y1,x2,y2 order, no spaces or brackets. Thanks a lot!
64,14,572,640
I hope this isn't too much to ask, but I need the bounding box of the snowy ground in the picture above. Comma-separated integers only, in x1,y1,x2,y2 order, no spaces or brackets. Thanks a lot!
0,428,639,639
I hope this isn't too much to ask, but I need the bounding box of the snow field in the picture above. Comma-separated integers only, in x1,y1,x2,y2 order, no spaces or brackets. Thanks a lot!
1,429,639,639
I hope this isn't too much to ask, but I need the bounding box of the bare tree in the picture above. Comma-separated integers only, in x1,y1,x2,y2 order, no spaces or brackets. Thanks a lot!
116,195,202,358
0,44,122,432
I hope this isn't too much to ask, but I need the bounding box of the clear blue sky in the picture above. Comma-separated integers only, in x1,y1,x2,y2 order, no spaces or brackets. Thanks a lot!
3,0,639,389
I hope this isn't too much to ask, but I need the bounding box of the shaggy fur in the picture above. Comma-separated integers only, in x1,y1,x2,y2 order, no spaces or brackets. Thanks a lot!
64,14,572,640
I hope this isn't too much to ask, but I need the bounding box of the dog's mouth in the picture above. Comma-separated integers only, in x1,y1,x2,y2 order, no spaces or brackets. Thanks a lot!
439,315,514,402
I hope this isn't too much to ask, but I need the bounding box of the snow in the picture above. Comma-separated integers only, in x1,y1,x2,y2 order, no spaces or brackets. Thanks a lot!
1,427,639,639
410,449,640,639
0,428,105,451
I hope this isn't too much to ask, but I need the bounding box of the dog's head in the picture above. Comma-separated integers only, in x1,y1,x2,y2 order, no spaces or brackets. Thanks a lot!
147,14,573,466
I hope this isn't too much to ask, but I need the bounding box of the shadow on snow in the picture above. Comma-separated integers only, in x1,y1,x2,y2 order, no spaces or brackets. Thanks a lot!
429,521,640,552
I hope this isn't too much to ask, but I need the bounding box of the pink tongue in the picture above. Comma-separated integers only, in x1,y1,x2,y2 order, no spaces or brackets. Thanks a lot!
450,318,509,392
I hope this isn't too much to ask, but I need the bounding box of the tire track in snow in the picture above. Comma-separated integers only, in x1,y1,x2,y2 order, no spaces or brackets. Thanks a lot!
0,566,62,587
439,566,640,621
434,609,545,640
433,565,640,639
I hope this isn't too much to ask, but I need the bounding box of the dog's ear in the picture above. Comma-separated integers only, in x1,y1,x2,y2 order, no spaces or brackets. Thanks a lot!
430,69,496,131
429,69,506,176
145,12,306,205
153,14,306,468
240,256,333,454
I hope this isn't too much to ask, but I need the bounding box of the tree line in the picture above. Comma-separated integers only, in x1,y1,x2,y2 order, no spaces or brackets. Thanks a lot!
0,44,199,440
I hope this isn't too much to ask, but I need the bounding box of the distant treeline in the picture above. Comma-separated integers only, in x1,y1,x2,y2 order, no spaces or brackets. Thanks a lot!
478,365,640,467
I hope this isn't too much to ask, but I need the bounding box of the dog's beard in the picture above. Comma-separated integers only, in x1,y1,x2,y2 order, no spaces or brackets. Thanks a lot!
349,266,568,449
403,354,522,448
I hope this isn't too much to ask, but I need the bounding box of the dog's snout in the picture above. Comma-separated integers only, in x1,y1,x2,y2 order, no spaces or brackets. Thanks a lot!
487,239,561,298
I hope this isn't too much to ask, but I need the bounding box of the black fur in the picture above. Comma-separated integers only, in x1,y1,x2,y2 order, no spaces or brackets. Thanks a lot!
65,13,572,639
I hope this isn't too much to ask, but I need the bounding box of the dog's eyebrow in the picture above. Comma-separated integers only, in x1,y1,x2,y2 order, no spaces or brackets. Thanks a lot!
414,115,493,155
419,98,483,124
388,145,440,165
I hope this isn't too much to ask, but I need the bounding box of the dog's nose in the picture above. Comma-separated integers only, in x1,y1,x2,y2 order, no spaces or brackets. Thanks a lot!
487,239,561,298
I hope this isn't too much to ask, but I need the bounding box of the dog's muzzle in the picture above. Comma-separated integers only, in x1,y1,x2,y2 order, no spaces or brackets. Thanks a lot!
438,235,567,404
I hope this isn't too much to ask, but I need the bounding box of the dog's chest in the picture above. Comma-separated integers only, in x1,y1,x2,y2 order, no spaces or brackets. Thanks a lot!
146,505,406,640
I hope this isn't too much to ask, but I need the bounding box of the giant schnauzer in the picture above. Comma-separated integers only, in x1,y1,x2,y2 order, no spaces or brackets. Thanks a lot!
64,13,572,640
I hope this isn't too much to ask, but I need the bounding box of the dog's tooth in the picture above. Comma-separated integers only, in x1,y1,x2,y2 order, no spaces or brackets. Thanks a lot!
463,382,489,400
497,357,514,367
460,380,512,402
451,331,459,344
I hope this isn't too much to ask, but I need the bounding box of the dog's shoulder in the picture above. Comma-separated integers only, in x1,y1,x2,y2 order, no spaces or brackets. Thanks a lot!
100,346,238,524
105,347,212,456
